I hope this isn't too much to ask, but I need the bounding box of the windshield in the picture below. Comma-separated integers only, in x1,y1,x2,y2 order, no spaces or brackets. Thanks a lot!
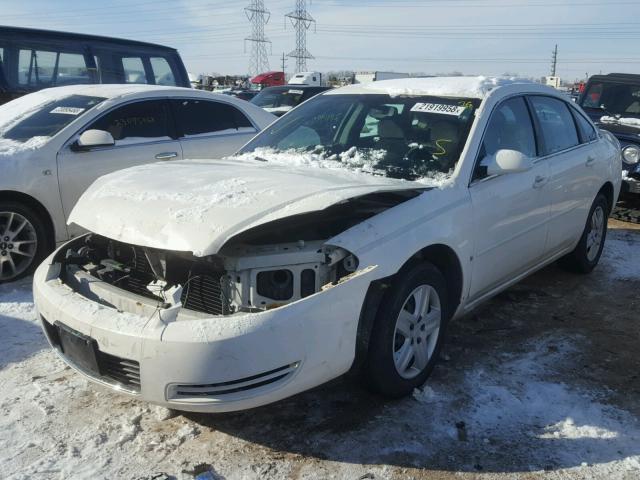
0,95,105,142
252,88,305,109
580,81,640,118
238,93,480,181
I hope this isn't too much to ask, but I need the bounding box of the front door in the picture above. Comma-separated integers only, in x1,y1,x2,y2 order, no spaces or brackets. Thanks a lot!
57,99,182,237
468,96,552,302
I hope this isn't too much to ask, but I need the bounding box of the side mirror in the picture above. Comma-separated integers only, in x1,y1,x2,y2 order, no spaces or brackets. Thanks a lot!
482,149,533,176
73,129,115,151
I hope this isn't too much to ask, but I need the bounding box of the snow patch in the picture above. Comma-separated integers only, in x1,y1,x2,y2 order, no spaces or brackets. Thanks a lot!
600,116,640,128
330,76,534,99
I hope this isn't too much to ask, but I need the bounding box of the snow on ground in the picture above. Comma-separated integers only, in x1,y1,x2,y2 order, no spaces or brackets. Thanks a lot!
1,228,639,480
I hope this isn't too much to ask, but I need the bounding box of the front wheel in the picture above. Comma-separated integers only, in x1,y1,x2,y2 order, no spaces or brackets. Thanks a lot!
364,262,449,398
558,193,609,274
0,203,48,283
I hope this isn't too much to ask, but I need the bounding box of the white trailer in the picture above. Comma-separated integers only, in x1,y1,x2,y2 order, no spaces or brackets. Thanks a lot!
288,71,324,86
354,71,410,84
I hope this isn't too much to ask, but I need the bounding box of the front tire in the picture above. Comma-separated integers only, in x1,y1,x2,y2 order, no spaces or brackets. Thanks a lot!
365,262,449,398
558,193,608,274
0,202,48,283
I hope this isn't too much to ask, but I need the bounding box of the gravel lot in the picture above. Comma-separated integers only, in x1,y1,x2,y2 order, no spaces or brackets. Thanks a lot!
1,220,639,480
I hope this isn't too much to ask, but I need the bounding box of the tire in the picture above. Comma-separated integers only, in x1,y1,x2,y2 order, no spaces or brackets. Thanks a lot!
558,194,609,274
0,202,49,283
364,262,449,398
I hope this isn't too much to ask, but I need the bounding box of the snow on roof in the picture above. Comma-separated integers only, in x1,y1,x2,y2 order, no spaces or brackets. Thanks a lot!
329,76,534,99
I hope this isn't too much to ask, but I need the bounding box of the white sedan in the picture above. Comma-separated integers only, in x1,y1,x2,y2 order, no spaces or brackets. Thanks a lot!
0,85,275,282
34,77,621,412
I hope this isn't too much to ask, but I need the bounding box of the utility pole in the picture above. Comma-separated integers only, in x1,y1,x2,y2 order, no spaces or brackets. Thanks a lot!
285,0,315,73
245,0,271,76
550,44,558,77
281,52,287,76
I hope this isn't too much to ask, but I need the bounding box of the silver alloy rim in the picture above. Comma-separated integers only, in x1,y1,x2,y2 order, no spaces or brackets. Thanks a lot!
586,205,605,262
393,284,442,379
0,212,38,281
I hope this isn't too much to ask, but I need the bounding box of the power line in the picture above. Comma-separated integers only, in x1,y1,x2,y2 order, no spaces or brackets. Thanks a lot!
286,0,316,73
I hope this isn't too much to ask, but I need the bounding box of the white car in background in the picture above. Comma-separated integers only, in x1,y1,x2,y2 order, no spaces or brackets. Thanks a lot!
0,85,275,282
34,77,620,413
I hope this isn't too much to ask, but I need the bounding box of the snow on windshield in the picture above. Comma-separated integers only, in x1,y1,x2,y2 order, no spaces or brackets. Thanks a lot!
232,147,454,188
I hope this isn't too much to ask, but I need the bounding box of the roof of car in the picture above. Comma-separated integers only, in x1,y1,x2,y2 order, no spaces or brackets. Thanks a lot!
328,76,536,99
0,25,176,51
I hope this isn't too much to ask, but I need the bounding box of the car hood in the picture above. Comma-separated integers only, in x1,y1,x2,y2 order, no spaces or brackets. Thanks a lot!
69,158,425,256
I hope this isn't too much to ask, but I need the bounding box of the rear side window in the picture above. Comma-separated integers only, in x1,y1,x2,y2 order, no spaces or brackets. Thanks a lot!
122,57,147,84
89,100,170,142
529,96,579,155
150,57,176,86
572,109,598,143
171,99,254,137
481,96,537,159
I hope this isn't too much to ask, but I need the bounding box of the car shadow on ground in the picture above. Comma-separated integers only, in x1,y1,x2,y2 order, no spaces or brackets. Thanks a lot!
183,232,640,474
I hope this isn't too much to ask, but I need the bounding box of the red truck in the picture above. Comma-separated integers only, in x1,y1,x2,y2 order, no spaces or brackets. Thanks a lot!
251,71,285,88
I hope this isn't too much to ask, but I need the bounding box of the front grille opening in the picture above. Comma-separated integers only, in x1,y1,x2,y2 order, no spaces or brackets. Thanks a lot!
180,274,229,316
61,235,230,316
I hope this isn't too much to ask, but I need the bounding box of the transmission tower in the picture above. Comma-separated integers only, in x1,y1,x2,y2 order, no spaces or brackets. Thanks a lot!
245,1,271,76
550,44,558,76
285,0,315,73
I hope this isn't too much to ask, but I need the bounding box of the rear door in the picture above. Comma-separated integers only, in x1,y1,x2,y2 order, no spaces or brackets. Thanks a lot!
468,96,552,301
57,98,182,235
527,95,599,253
171,98,258,158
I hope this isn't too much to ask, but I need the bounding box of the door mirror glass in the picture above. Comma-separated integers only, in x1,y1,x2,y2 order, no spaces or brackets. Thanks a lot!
482,149,533,176
75,129,115,150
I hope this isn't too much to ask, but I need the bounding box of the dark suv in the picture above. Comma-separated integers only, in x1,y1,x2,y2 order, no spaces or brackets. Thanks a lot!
578,73,640,195
0,26,190,105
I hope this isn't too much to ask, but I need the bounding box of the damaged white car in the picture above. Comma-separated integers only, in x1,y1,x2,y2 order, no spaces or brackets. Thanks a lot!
34,77,621,412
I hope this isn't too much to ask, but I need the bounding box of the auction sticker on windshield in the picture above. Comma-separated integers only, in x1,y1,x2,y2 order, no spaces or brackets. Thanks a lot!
411,103,466,116
50,107,85,115
288,89,304,95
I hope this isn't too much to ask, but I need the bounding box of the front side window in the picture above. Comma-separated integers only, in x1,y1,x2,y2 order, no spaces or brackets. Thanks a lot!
529,96,579,155
481,97,536,159
89,100,170,143
122,57,147,84
18,49,57,87
17,49,89,88
150,57,176,86
172,99,253,137
238,93,480,181
1,95,105,142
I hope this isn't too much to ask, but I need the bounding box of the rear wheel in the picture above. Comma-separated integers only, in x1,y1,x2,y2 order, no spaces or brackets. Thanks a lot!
365,262,449,397
0,203,48,283
558,194,608,274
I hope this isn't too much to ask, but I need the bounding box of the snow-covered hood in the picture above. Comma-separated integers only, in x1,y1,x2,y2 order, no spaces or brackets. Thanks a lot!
69,158,425,256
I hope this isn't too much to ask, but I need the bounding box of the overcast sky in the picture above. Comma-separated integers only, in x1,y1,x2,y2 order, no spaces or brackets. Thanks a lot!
3,0,639,81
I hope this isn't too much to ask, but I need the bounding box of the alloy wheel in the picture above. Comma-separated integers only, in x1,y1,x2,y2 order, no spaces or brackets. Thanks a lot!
392,284,442,379
0,211,38,281
586,205,605,262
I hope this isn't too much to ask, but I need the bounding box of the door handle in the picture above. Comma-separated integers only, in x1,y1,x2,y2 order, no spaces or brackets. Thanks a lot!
533,175,548,189
155,152,178,160
586,156,596,167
